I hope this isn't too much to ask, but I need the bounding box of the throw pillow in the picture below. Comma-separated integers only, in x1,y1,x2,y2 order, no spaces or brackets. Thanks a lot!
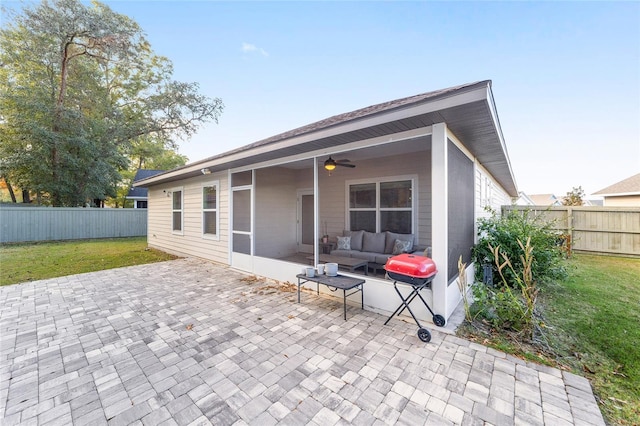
384,232,415,253
392,239,413,255
343,230,364,251
337,236,351,250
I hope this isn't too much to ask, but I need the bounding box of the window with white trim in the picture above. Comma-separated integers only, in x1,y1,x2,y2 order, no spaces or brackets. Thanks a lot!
348,178,414,234
480,175,493,208
172,189,183,233
202,182,219,238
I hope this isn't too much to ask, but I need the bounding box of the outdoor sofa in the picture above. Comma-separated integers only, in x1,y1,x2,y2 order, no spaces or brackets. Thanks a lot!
330,230,428,275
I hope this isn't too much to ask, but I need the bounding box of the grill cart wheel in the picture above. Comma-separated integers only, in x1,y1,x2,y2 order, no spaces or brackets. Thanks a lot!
433,315,446,327
417,328,431,342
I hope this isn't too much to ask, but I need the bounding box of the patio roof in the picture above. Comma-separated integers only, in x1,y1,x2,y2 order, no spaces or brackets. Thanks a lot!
136,80,518,197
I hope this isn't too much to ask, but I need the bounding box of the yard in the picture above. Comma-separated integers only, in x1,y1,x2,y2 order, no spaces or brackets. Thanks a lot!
459,254,640,425
0,237,177,286
543,254,640,424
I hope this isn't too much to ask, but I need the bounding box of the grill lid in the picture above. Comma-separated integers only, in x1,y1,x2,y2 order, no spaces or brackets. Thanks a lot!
384,253,437,279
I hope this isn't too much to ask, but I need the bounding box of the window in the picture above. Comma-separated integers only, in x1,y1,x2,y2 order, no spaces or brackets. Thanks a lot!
202,182,219,238
480,175,493,208
172,189,183,233
348,178,414,234
349,183,376,232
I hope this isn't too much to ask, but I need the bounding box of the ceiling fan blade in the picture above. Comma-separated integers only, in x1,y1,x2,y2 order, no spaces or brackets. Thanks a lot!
336,163,356,168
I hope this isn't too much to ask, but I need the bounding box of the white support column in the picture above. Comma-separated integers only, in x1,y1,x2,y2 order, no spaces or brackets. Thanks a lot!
431,122,449,319
313,157,319,267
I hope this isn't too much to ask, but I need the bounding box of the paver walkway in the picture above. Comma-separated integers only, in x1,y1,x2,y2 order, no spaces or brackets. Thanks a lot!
0,258,605,425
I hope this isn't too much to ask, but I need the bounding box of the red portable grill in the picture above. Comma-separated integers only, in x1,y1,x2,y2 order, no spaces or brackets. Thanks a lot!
384,254,446,342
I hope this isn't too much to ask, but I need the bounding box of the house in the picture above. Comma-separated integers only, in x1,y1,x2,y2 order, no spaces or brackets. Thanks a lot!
134,81,518,323
126,169,164,208
593,173,640,206
526,193,562,206
515,192,535,206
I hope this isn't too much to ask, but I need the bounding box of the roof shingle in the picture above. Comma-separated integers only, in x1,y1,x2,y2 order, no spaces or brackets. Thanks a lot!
593,173,640,195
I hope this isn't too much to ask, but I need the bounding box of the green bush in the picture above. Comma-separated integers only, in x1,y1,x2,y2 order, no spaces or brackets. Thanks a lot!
472,285,528,331
470,239,539,336
472,208,567,287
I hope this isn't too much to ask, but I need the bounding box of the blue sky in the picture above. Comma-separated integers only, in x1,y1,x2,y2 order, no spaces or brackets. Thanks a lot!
6,1,640,197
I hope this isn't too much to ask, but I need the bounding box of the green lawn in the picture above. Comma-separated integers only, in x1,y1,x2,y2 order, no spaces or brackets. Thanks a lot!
542,254,640,424
0,237,178,286
458,253,640,424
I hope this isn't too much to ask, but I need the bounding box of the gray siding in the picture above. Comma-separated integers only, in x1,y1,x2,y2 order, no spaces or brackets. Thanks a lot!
146,173,230,263
0,207,147,243
317,150,432,248
146,149,435,261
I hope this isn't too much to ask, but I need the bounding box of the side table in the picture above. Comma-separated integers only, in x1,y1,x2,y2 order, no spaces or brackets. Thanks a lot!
318,241,335,254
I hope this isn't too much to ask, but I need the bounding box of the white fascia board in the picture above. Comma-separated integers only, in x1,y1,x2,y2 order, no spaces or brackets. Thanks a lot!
485,85,518,196
139,87,488,186
598,192,640,197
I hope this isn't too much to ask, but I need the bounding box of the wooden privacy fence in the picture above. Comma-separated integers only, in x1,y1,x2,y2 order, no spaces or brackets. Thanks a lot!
0,206,147,243
503,206,640,257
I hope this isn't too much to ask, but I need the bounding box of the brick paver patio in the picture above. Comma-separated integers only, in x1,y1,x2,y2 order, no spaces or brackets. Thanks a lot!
0,258,605,425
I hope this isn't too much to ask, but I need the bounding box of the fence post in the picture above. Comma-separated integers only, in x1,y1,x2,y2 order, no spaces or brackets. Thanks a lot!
567,207,573,256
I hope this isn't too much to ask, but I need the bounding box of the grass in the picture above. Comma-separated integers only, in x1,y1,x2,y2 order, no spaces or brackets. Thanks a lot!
542,254,640,424
459,254,640,425
0,237,178,286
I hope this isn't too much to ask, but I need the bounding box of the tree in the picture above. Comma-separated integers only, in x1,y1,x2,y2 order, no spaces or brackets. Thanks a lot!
562,186,585,206
111,135,189,208
0,0,223,206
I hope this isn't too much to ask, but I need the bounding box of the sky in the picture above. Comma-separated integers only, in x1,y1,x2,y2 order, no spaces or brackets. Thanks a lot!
5,1,640,198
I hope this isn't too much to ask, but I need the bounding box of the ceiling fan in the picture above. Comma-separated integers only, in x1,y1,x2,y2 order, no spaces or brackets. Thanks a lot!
324,157,355,171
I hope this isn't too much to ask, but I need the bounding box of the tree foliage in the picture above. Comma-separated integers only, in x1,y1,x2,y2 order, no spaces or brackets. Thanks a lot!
112,135,188,208
0,0,223,206
562,186,585,206
472,208,567,287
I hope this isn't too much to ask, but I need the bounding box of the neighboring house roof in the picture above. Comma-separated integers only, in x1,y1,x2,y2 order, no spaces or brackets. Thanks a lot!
135,80,518,196
126,169,164,199
593,173,640,197
528,194,562,206
515,192,535,206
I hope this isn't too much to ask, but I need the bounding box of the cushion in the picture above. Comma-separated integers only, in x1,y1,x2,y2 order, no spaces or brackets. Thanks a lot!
392,239,413,255
350,251,379,262
336,236,351,250
384,231,415,254
362,231,386,254
343,230,364,251
330,249,353,257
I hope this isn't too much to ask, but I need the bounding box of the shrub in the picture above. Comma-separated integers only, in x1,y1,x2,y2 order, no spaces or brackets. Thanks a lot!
472,208,567,287
470,238,540,338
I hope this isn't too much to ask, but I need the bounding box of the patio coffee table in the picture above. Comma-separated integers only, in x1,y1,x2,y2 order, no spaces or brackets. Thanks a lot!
306,254,368,275
296,273,365,320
